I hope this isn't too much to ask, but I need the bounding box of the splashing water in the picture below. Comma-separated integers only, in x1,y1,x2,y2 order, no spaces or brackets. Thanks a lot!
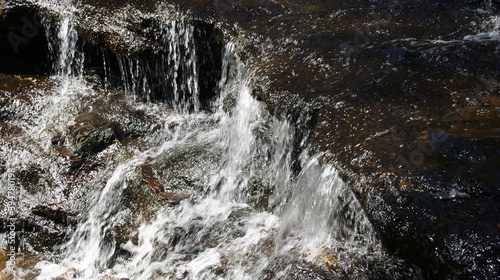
464,15,500,41
0,2,406,280
34,43,383,280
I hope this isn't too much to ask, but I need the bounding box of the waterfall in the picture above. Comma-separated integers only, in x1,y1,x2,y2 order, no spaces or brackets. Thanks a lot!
111,20,201,113
1,2,391,280
34,36,382,279
39,0,81,94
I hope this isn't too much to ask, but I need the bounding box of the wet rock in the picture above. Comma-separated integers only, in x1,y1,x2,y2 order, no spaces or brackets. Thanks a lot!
69,112,120,158
0,122,23,139
0,254,40,279
53,143,95,172
55,4,223,109
0,73,50,101
71,92,162,141
140,164,164,194
262,253,422,280
14,165,48,194
245,177,272,210
73,126,117,157
68,156,84,170
0,250,8,273
140,164,190,203
152,145,221,193
31,205,75,226
156,192,190,203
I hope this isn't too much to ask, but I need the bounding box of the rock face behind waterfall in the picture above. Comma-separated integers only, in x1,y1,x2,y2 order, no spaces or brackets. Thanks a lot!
1,0,499,279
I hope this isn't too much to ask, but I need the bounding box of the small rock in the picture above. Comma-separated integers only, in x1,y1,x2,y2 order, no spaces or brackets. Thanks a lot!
69,112,120,158
51,133,65,146
140,164,189,203
140,164,164,193
53,146,73,158
0,122,23,139
52,145,83,171
73,127,117,158
157,192,190,203
0,250,8,272
31,205,74,226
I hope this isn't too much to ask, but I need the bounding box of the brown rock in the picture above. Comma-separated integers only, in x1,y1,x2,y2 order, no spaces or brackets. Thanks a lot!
157,192,190,203
140,164,189,203
53,146,73,158
0,250,7,272
140,164,164,193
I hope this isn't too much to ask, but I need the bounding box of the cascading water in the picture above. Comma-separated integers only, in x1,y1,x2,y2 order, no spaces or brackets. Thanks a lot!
111,20,201,112
2,2,419,280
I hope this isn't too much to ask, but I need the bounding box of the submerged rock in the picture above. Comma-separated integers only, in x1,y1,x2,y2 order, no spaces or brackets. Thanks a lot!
140,164,190,203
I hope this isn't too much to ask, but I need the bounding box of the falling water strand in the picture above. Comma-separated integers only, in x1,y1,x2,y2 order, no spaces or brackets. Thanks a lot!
34,22,222,280
40,0,81,95
276,154,378,256
163,21,200,113
38,37,386,279
106,20,200,112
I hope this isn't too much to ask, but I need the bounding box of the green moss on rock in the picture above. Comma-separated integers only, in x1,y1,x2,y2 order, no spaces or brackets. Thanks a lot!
73,126,117,158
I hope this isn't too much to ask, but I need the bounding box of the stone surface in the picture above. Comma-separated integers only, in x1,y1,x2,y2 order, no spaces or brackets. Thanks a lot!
124,2,498,278
69,112,120,158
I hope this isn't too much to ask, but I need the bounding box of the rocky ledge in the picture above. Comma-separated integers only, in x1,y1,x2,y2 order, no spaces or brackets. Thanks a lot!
1,0,499,279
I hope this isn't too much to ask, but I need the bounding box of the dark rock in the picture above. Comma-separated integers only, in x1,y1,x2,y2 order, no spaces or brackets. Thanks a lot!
73,126,117,157
55,1,498,278
14,165,47,194
151,144,220,193
68,156,83,170
31,205,75,226
0,4,50,75
53,145,73,158
71,7,223,109
140,164,164,194
53,144,87,171
2,0,498,278
69,112,120,158
68,92,160,141
50,132,65,146
262,253,423,280
0,121,23,139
